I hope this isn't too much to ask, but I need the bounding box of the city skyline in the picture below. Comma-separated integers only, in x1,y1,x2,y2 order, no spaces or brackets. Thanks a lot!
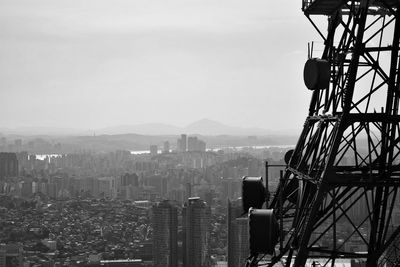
1,0,400,265
0,0,323,132
0,145,281,266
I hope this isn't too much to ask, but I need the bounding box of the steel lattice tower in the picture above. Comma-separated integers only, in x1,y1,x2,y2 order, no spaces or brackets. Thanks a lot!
263,0,400,266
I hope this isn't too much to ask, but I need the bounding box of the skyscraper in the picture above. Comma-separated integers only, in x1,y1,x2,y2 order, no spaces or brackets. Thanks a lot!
182,197,211,267
177,134,187,152
188,136,198,151
227,198,243,267
0,153,18,180
163,141,170,153
152,200,178,267
236,217,249,266
187,136,206,152
146,175,168,198
121,173,139,187
197,140,206,152
0,244,5,267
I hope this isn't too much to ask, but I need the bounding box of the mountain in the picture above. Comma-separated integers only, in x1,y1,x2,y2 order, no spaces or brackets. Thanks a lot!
98,123,181,135
0,126,91,136
184,119,269,135
0,119,272,137
97,119,269,136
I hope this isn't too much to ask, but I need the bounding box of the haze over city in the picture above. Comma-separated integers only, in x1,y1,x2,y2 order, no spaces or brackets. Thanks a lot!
2,0,400,266
0,0,323,133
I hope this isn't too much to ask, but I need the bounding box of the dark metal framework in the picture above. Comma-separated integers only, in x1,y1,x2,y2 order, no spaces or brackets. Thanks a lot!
250,0,400,266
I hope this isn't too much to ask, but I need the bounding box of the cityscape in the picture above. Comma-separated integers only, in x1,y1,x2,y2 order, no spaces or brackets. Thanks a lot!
3,0,400,266
0,134,290,266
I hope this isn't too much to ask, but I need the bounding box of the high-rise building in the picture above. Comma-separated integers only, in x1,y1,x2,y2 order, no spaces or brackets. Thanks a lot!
236,218,249,267
163,141,170,153
185,182,192,200
145,175,168,197
177,134,187,152
221,178,242,200
152,200,178,267
150,145,158,156
182,197,211,267
181,134,187,152
15,152,28,174
97,177,117,198
121,173,139,187
0,244,5,267
0,153,18,180
187,136,206,152
227,199,243,267
168,188,186,205
188,137,198,151
48,182,58,199
197,140,206,152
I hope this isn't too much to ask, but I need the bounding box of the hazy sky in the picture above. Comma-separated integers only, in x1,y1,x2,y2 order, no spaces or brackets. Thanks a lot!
0,0,324,131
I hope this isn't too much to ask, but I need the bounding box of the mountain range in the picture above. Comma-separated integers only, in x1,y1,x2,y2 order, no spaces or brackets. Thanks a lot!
97,119,270,136
0,119,298,137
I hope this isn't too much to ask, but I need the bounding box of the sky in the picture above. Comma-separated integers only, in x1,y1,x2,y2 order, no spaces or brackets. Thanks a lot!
0,0,324,132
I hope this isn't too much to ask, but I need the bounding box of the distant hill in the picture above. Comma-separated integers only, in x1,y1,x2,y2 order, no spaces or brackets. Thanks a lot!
184,119,269,135
97,119,270,136
0,119,296,141
98,123,182,135
0,126,91,136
